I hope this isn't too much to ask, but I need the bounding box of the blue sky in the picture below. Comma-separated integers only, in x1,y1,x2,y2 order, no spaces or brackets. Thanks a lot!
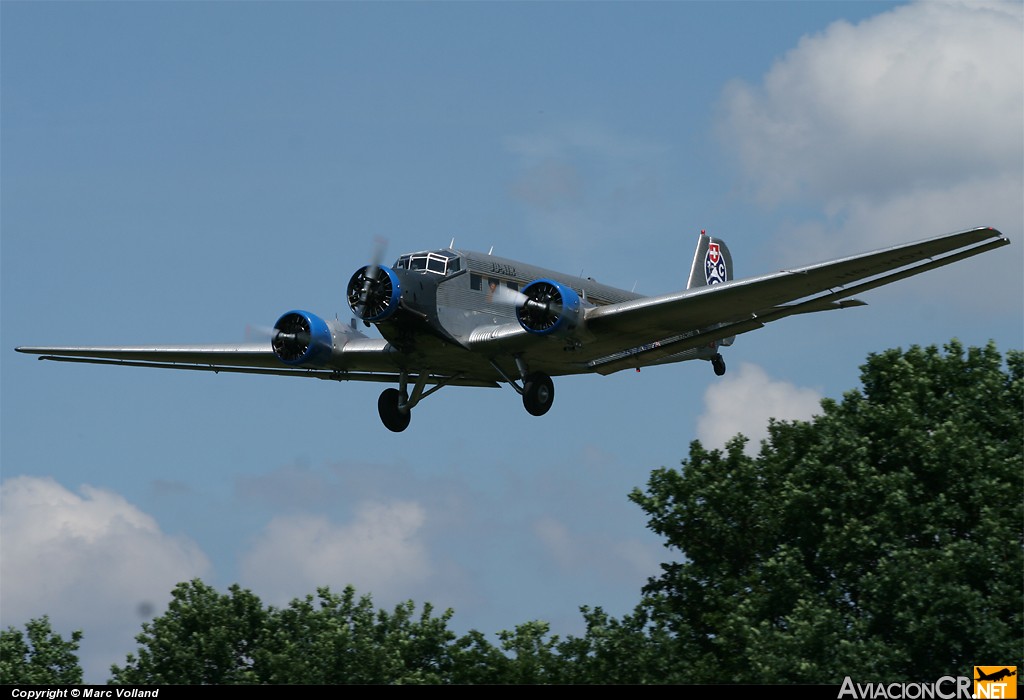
2,1,1021,683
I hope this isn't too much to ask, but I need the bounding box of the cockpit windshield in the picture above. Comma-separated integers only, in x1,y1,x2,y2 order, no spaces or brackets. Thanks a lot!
394,250,462,275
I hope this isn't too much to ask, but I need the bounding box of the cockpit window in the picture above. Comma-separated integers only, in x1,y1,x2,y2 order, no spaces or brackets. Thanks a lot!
394,250,462,275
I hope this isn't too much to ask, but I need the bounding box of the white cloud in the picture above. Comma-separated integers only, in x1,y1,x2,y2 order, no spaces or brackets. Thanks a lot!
532,515,660,583
239,500,431,606
774,178,1023,315
720,0,1022,207
0,476,210,682
697,363,822,455
718,0,1023,312
533,515,575,565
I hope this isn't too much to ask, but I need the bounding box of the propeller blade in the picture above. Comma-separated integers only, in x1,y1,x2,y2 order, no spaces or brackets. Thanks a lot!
354,236,390,319
365,235,389,281
492,284,529,308
245,324,278,342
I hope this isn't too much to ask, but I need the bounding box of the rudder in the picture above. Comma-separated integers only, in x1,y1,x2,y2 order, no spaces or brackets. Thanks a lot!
687,230,733,289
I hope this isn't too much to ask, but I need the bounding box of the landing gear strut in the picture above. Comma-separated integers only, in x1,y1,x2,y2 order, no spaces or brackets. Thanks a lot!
489,357,556,418
375,370,459,432
711,353,727,377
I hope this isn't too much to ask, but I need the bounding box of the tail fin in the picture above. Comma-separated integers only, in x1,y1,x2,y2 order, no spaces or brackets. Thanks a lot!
687,230,733,289
687,230,736,351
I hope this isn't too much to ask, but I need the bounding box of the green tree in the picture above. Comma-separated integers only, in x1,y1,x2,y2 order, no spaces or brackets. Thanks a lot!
628,340,1022,683
553,605,683,684
257,586,462,684
110,579,268,684
0,616,83,684
110,579,522,684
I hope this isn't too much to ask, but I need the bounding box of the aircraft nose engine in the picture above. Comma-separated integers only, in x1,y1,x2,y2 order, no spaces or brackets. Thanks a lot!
272,310,333,365
347,264,402,323
516,279,581,335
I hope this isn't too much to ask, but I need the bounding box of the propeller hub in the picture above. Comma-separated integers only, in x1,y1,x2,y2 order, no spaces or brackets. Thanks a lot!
516,279,582,336
347,264,401,322
271,310,333,365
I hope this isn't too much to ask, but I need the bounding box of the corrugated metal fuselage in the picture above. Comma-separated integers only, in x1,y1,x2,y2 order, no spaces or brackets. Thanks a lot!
438,250,641,338
374,249,643,378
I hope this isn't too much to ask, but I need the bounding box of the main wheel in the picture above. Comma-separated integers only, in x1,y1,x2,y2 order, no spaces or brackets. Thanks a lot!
522,372,555,416
378,388,411,432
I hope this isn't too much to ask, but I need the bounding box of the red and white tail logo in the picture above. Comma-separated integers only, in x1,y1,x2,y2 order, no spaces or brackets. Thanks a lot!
705,242,726,284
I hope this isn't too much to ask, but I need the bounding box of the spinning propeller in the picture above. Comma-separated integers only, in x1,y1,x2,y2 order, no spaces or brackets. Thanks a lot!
271,312,315,363
347,236,400,323
246,318,315,362
492,283,530,309
516,281,563,332
515,279,582,335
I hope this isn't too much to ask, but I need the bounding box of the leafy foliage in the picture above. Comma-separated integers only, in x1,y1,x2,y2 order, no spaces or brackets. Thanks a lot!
630,341,1023,682
0,616,83,684
110,580,267,684
109,579,597,684
257,587,460,684
110,580,462,684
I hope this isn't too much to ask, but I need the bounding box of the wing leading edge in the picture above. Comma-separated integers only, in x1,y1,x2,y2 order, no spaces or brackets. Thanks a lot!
14,340,499,387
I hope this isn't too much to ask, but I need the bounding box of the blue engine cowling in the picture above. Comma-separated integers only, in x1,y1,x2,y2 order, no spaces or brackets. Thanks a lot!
347,265,402,323
272,310,334,366
516,279,582,336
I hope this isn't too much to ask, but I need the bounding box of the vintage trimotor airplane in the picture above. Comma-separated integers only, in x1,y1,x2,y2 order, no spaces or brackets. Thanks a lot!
16,226,1008,432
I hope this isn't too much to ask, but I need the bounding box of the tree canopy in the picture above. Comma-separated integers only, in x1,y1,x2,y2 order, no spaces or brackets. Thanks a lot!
108,579,578,684
0,616,83,684
629,340,1022,682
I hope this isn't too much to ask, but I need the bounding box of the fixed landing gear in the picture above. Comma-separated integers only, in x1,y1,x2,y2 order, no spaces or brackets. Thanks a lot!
378,388,411,433
488,357,556,419
711,353,727,377
375,361,555,431
522,372,555,416
375,370,447,432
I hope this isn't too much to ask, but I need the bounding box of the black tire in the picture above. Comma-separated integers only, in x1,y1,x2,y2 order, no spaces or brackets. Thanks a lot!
378,388,411,432
522,372,555,416
712,354,726,377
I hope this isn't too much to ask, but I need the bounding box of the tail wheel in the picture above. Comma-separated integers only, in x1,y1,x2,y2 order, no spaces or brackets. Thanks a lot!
712,354,726,376
522,372,554,416
378,388,411,432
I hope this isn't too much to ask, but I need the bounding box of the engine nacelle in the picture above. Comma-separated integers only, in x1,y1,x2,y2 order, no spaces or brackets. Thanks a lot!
347,265,402,323
272,310,334,366
516,279,582,336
